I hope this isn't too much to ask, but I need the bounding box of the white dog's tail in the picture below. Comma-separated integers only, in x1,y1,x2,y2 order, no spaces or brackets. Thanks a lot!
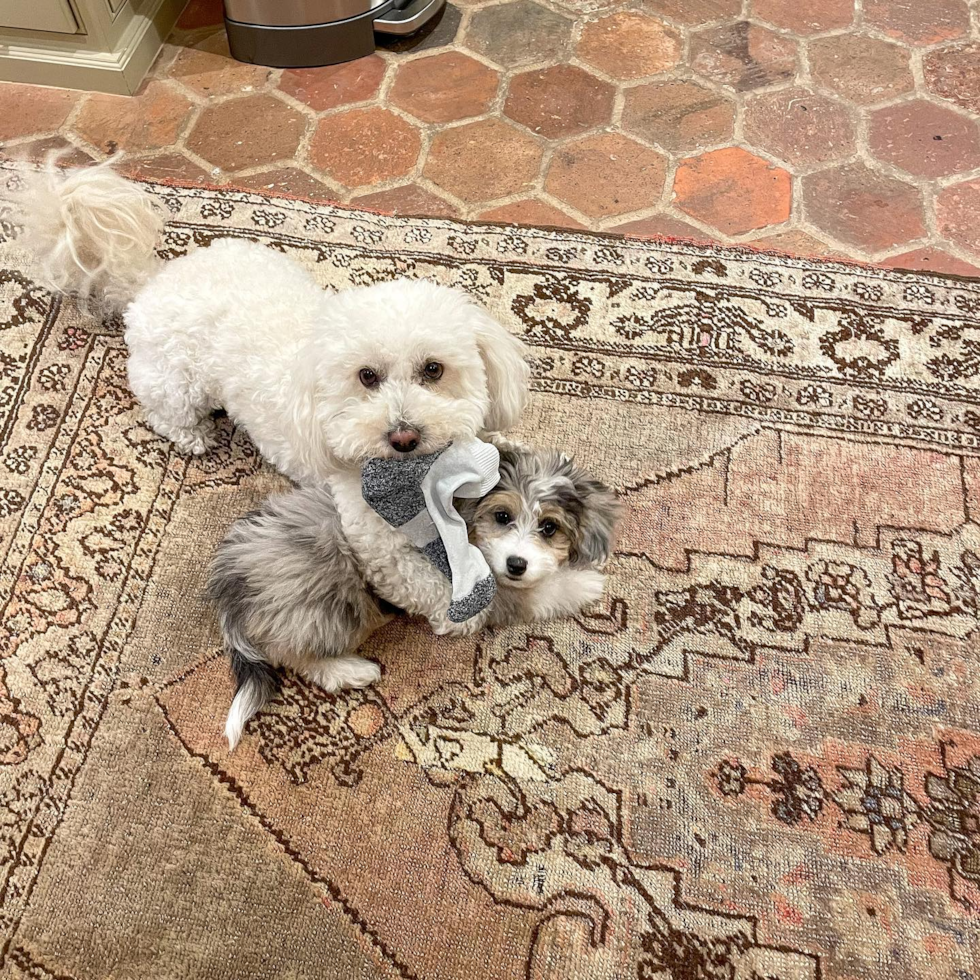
18,159,164,312
224,642,281,751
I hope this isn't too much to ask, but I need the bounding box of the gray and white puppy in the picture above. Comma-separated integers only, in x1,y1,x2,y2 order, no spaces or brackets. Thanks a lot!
210,447,621,749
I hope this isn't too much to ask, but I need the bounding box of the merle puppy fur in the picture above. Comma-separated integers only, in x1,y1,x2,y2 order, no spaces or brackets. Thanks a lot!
210,447,621,749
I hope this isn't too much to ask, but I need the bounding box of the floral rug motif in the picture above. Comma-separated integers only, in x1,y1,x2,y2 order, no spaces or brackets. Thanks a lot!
0,168,979,980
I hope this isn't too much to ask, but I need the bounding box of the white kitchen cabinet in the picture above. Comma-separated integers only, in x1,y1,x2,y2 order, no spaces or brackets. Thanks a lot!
0,0,187,94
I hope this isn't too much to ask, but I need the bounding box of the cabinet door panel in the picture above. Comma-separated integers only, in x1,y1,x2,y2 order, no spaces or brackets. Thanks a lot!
0,0,79,33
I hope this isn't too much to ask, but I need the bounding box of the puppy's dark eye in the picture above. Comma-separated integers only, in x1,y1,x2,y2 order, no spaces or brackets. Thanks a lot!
494,510,511,525
539,520,558,538
423,361,443,381
359,368,379,388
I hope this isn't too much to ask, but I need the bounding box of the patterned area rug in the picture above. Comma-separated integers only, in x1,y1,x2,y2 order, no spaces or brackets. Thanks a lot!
1,170,979,980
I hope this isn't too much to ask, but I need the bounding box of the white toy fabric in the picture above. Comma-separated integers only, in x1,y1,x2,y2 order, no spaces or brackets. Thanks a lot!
361,438,500,622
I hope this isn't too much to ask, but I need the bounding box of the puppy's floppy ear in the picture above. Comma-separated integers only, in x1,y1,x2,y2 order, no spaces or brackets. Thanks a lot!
470,304,530,433
565,463,622,565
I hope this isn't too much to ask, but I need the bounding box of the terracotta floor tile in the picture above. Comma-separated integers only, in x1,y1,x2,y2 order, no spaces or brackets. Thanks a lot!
186,94,308,172
752,0,853,34
122,152,212,184
610,212,716,242
73,82,193,155
743,87,856,171
923,42,980,116
642,0,740,25
477,199,584,228
0,83,78,142
868,99,980,179
883,247,980,279
464,2,572,68
576,11,681,81
504,65,614,139
232,168,335,200
0,0,972,270
689,21,797,92
310,107,421,188
546,133,666,218
935,179,980,256
746,229,849,260
673,147,791,236
351,184,460,217
863,0,969,46
378,2,463,53
390,52,498,123
802,163,925,253
168,32,271,97
808,34,913,106
425,118,541,201
279,57,386,112
0,136,93,168
621,79,734,152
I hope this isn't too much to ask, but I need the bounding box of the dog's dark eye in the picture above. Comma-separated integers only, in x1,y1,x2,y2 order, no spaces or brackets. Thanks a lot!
423,361,443,381
494,510,511,525
359,368,379,388
539,520,558,538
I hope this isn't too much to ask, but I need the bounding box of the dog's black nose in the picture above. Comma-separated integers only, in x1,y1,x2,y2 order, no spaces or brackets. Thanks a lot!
388,428,420,453
506,556,528,576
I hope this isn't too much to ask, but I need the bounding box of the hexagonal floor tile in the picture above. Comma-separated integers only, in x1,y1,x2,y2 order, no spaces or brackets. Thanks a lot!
546,133,667,219
935,178,980,256
351,184,459,218
802,163,925,253
621,79,734,152
0,135,93,168
752,0,853,34
464,1,572,68
808,34,913,106
233,168,333,200
186,94,308,172
309,107,420,188
610,212,714,242
673,147,791,235
924,42,980,115
424,118,541,202
122,152,212,183
743,87,856,171
868,99,980,179
863,0,969,46
883,247,980,278
279,56,386,112
642,0,740,25
74,82,194,155
747,230,849,260
168,32,270,97
690,21,797,91
0,83,78,142
378,2,463,53
504,65,614,139
390,52,498,123
576,11,681,80
478,199,584,229
175,0,223,30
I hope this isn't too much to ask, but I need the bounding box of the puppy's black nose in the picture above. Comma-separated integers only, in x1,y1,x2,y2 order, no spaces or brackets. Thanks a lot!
388,428,420,453
506,556,528,576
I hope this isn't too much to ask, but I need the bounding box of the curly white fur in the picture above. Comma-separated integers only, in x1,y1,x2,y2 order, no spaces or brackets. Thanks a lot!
24,163,531,638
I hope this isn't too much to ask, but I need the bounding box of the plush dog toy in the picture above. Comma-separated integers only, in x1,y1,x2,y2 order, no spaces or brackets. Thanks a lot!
361,438,500,622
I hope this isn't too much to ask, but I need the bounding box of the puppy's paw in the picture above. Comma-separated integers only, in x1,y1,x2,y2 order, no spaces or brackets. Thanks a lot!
306,656,381,692
569,568,606,608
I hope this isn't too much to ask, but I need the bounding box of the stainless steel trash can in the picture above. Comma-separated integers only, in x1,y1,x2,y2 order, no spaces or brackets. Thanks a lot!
224,0,446,68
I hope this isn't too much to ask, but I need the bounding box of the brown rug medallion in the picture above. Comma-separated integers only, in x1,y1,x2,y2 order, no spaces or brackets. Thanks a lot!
1,169,979,980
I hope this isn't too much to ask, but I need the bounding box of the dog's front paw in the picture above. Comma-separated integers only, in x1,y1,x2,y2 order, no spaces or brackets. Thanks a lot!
430,613,486,637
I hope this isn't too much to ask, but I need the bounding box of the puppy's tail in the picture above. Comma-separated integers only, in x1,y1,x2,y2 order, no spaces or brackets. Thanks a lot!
225,643,280,751
16,157,164,312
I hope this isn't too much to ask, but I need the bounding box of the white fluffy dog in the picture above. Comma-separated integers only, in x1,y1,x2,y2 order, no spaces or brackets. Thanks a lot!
21,164,553,688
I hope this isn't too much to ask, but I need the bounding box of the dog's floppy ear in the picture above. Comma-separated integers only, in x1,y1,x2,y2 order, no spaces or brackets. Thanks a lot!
471,305,530,433
565,463,622,565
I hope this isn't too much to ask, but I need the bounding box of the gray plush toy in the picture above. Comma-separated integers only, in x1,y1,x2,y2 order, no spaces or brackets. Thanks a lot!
361,438,500,622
